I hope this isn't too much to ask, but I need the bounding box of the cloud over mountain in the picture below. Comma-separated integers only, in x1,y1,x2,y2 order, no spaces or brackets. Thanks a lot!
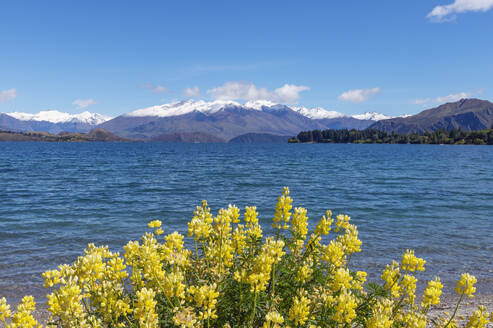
183,86,201,97
72,98,97,109
207,81,309,103
338,87,380,103
0,88,17,103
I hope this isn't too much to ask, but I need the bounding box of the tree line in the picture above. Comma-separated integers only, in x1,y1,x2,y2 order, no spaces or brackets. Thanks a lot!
290,128,493,145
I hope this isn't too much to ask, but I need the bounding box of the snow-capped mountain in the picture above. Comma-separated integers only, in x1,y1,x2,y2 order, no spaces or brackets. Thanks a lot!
126,100,241,118
291,106,345,120
98,100,380,141
1,110,112,134
7,110,111,125
126,99,364,121
352,112,392,121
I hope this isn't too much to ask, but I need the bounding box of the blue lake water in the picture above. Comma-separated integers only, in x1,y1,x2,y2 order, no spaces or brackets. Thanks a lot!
1,142,492,301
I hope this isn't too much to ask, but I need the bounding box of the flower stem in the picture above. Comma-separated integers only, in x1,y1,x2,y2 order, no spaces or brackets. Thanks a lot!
444,291,464,328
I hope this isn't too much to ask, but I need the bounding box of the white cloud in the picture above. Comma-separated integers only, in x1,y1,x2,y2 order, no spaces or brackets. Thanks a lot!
427,0,493,22
338,87,380,103
183,86,201,97
207,81,309,103
414,98,431,105
140,83,169,94
72,98,97,108
0,88,17,103
435,92,470,103
414,90,482,105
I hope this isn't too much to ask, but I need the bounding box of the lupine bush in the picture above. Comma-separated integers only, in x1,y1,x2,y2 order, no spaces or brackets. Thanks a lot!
1,187,492,327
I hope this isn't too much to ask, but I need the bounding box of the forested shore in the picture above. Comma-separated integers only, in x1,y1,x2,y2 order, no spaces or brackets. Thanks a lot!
290,128,493,145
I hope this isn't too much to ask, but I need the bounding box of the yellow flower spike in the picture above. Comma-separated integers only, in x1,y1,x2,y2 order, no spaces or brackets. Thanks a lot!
333,289,357,324
288,294,310,326
173,306,199,328
421,277,443,308
148,220,162,229
331,268,353,291
188,201,214,241
321,240,346,268
334,214,351,232
291,207,309,240
353,271,367,291
466,305,490,328
381,260,401,298
273,187,292,230
314,210,333,236
401,249,426,272
264,310,284,328
400,274,418,305
188,284,219,321
336,223,362,254
366,298,393,328
295,261,314,284
455,273,477,298
228,204,240,224
0,297,12,322
134,287,158,328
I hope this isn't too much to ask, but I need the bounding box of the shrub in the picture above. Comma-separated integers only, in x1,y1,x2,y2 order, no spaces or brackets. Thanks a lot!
1,187,492,327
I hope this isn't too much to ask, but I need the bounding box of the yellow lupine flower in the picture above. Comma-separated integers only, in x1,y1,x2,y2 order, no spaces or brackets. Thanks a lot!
401,249,426,272
466,305,490,328
173,306,200,328
334,214,350,232
337,224,362,254
148,220,162,229
188,201,213,240
314,210,333,236
322,240,346,268
291,207,309,239
381,260,401,298
163,270,186,299
0,297,11,323
333,289,357,324
273,187,292,230
134,287,158,328
188,284,219,320
263,309,284,328
10,296,39,328
400,274,418,305
366,298,393,328
295,261,314,284
421,277,443,308
353,271,367,291
288,294,310,326
331,268,353,291
403,312,427,328
455,273,477,298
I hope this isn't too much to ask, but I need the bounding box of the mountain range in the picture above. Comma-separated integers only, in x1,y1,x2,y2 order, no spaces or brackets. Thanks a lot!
0,110,111,134
1,98,492,142
369,98,493,134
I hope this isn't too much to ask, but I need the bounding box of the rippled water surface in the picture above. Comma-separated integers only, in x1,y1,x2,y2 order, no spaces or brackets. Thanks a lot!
1,142,492,300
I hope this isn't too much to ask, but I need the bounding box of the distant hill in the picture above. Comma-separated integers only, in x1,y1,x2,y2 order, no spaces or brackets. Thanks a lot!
228,133,291,143
370,99,493,134
0,128,130,142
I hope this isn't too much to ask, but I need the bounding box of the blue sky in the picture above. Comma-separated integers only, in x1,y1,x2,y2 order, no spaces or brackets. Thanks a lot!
1,0,492,117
